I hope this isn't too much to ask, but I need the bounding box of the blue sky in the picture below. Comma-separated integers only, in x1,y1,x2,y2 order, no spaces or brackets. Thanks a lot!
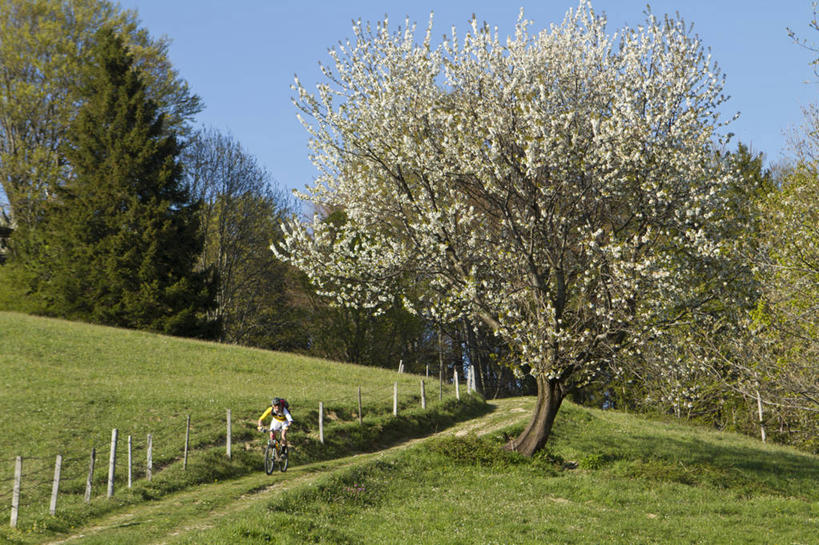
119,1,816,196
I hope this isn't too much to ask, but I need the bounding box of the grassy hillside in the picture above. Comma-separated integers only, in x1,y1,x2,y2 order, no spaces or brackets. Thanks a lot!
2,312,817,544
9,398,815,545
0,311,471,535
151,400,819,545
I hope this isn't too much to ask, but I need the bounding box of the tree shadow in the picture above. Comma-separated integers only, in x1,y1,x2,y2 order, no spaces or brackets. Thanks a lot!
549,405,819,499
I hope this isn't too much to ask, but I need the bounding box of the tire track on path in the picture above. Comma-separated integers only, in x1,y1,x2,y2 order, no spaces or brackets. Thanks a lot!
41,398,532,545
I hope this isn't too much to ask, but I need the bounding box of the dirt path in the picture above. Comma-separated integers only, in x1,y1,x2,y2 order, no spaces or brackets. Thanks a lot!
41,398,532,545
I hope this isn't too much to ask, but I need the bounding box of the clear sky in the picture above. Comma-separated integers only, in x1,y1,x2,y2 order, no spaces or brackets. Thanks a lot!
118,0,817,196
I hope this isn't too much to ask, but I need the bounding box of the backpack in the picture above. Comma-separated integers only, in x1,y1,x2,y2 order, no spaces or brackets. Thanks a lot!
272,397,290,413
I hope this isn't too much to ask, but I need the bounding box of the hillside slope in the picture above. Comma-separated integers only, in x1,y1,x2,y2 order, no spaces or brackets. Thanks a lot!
31,400,527,545
0,311,467,538
22,397,819,545
2,312,818,545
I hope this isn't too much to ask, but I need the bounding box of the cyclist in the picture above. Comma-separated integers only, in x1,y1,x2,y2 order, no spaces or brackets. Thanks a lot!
257,397,293,452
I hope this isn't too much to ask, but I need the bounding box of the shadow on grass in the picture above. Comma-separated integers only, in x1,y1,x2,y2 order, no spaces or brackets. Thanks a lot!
546,403,819,499
292,395,492,464
614,435,819,498
1,396,491,542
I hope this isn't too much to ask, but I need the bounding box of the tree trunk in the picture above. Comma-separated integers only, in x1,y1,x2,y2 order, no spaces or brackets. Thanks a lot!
505,374,565,457
462,319,484,396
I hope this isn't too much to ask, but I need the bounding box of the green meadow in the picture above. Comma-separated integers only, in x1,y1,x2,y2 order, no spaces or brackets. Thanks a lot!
159,400,818,545
0,311,469,539
1,312,817,545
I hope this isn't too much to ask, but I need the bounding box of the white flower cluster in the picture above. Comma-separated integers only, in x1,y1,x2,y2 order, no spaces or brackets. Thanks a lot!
278,1,736,382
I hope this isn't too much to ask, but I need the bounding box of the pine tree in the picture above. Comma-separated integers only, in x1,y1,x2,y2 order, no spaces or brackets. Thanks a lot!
41,28,217,338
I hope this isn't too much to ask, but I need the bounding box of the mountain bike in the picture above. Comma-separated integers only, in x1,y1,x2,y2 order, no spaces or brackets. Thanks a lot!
260,428,289,474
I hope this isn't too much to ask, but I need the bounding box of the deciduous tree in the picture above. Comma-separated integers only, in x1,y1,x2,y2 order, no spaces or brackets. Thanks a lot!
0,0,200,229
745,158,819,449
277,2,738,455
183,128,298,346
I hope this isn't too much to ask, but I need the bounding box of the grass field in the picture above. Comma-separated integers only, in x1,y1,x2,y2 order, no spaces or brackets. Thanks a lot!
0,311,468,538
2,312,818,545
164,401,819,545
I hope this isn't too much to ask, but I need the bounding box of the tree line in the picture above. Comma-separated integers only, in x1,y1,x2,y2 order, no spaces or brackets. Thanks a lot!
0,0,503,387
0,0,815,455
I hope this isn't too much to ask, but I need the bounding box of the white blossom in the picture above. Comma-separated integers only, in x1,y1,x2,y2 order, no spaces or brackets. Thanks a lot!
277,1,737,385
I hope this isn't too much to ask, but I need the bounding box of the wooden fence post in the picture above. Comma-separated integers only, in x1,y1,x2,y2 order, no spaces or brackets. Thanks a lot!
127,436,133,488
455,370,460,401
85,448,96,502
357,386,363,426
226,409,232,459
107,428,118,498
146,434,153,482
319,402,324,444
10,456,21,528
421,380,426,410
393,382,398,416
50,454,62,515
756,390,767,443
184,415,191,469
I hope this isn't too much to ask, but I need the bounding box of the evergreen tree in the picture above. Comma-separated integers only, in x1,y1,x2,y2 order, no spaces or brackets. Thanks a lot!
39,28,217,337
0,0,201,231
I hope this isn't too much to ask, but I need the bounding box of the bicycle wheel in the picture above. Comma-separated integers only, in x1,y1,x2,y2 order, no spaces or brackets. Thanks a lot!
264,443,276,474
279,446,289,472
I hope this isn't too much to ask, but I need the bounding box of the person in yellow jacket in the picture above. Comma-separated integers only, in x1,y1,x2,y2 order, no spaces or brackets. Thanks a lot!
257,397,293,452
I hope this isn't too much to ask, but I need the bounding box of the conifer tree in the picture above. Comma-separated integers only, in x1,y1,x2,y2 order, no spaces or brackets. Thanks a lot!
0,0,201,231
40,28,217,337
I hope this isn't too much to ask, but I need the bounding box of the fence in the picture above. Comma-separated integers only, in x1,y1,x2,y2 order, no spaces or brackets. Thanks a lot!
3,370,479,528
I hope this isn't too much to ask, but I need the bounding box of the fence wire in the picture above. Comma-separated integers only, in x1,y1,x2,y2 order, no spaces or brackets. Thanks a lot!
5,377,463,528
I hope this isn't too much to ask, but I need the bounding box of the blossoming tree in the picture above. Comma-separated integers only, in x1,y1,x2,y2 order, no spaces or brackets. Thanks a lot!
277,1,736,455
